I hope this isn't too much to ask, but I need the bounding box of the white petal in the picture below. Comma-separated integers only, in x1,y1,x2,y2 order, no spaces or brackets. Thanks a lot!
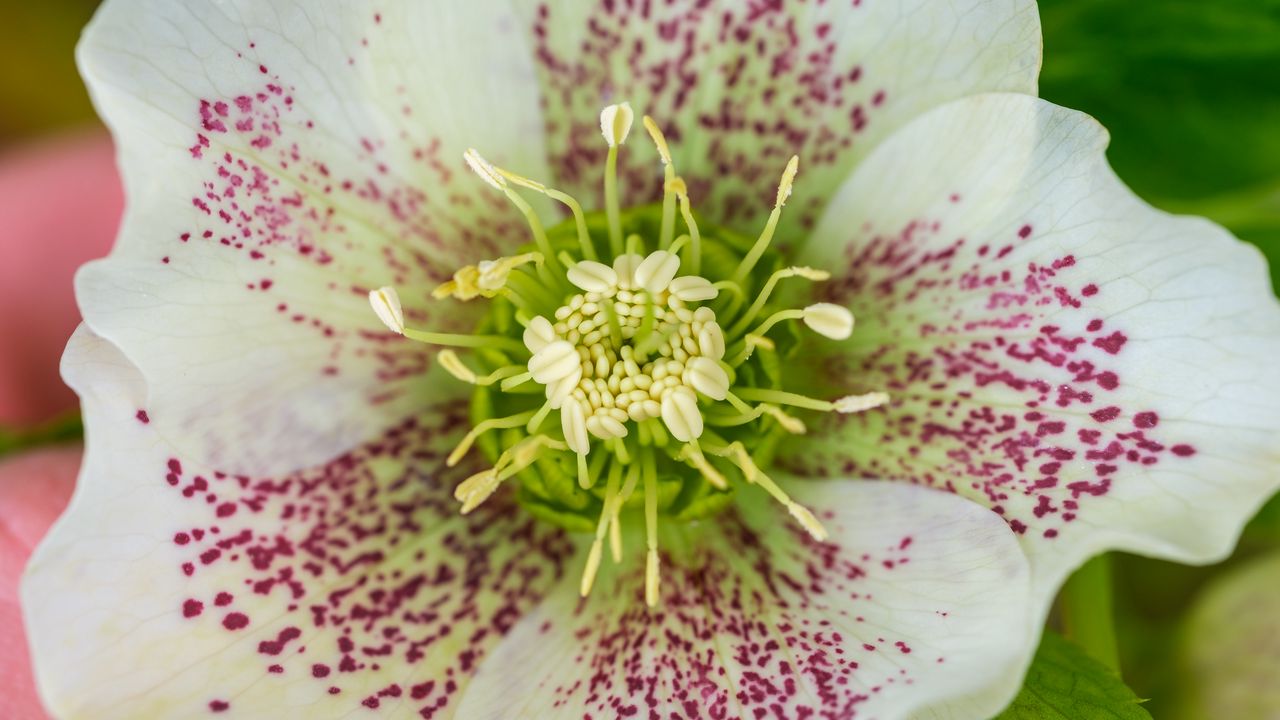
791,93,1280,715
517,0,1040,240
24,326,575,719
454,480,1033,720
76,0,551,475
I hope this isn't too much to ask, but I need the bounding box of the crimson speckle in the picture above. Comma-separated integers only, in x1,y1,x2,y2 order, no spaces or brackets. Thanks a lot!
222,613,249,630
1133,412,1159,429
209,700,229,712
183,599,204,618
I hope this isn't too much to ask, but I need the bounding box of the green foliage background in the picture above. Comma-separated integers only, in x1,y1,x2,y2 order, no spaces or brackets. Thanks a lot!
1,1,1278,718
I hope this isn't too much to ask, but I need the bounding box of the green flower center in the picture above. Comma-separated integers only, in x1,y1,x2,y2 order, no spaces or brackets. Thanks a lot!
368,103,886,604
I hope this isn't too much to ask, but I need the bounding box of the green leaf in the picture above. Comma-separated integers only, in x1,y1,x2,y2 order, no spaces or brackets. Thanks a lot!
1039,0,1280,291
995,632,1152,719
0,413,83,460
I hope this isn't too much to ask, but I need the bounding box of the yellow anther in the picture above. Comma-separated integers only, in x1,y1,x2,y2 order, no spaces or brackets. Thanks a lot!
775,155,799,208
642,115,673,165
369,287,405,334
463,148,507,189
833,392,891,413
437,350,477,384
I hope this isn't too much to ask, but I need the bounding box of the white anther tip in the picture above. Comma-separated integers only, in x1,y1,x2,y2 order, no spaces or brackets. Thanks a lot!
660,386,703,442
567,260,619,293
635,250,681,293
788,504,829,542
369,287,405,334
523,315,558,354
600,102,634,147
790,266,831,281
833,392,890,414
561,400,591,455
685,357,729,401
463,148,506,190
529,340,581,384
803,302,855,340
668,275,718,302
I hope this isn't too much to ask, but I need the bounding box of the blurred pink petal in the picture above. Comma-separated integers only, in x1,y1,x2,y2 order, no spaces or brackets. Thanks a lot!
0,446,80,720
0,130,121,426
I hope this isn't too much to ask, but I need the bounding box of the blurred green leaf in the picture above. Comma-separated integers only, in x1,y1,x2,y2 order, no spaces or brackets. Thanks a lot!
1039,0,1280,289
996,632,1152,719
1173,551,1280,720
0,414,83,460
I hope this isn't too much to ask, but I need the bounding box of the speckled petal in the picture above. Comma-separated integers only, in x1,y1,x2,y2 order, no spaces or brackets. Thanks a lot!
788,93,1280,713
76,0,550,475
23,327,576,720
455,480,1032,720
517,0,1041,240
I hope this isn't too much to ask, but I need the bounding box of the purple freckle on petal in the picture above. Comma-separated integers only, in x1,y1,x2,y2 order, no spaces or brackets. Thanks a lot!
135,409,150,423
1081,284,1098,297
1133,412,1159,429
1171,444,1197,457
183,599,204,618
1018,224,1032,239
312,664,331,678
222,612,249,630
1090,406,1121,423
209,700,229,713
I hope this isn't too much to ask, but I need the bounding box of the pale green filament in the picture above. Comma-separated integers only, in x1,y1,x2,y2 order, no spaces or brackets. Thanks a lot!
502,187,564,279
604,145,623,256
447,410,538,467
403,328,527,354
643,449,660,607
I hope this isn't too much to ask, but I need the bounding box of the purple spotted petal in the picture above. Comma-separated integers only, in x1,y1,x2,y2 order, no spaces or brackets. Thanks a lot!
75,0,552,475
456,480,1032,719
24,328,575,718
788,92,1280,710
517,0,1041,239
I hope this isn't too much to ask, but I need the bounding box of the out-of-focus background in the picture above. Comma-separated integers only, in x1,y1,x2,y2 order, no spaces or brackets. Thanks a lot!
0,2,1277,718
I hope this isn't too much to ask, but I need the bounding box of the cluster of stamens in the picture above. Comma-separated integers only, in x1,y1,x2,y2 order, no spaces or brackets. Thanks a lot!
369,102,888,606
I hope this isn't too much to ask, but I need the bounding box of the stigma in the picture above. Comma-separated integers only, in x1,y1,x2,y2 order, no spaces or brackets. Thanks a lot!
369,103,887,606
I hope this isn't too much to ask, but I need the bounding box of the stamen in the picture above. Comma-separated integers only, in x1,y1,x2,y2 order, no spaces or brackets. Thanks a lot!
727,266,830,338
370,287,527,353
668,177,702,276
705,402,807,434
464,148,563,277
611,462,640,562
447,410,538,467
732,155,799,285
494,166,597,260
600,103,634,256
581,461,623,597
642,450,660,607
682,440,728,489
642,115,678,250
436,351,528,386
734,388,890,414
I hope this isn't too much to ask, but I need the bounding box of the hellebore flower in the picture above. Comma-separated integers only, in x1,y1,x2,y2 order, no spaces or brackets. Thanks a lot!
23,1,1280,719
